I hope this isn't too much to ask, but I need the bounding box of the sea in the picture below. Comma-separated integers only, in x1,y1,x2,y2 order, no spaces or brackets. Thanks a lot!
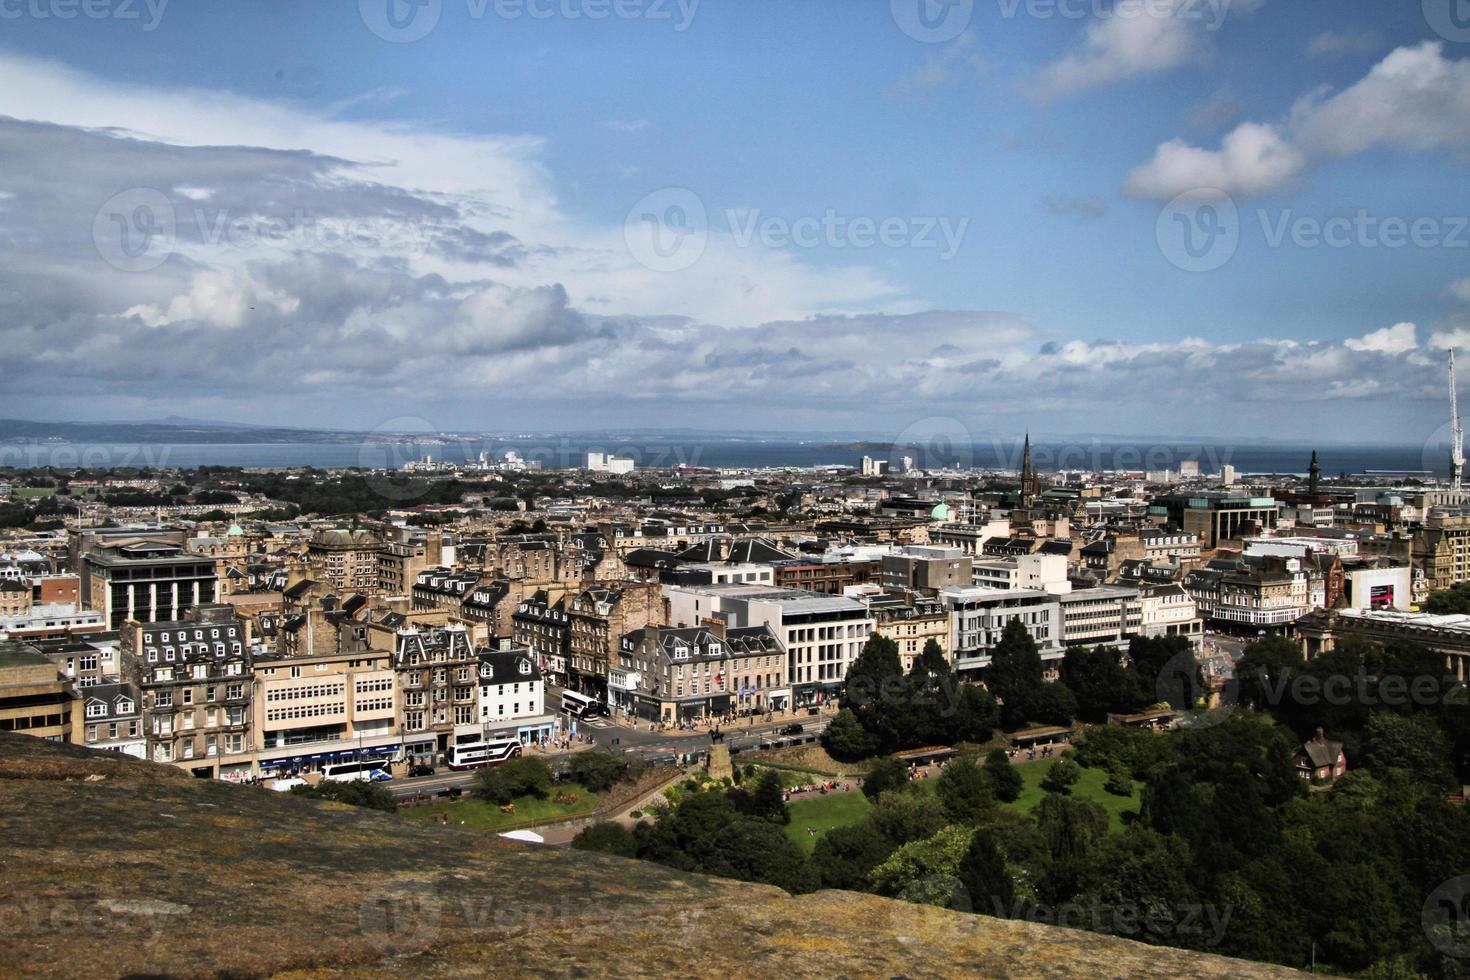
0,436,1450,478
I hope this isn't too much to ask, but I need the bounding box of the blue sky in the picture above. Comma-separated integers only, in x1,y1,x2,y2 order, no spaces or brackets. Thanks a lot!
2,0,1469,445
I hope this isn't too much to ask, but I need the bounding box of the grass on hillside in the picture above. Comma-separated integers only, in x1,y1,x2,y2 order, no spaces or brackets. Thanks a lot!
780,759,1142,853
784,791,872,854
403,784,600,831
1004,758,1140,831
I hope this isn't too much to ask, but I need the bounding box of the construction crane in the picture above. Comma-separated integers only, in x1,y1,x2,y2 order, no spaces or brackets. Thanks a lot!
1452,348,1465,492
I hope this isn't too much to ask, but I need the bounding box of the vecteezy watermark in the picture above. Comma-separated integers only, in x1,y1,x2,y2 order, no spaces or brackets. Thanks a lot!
1157,190,1470,272
624,187,709,273
0,897,186,947
1423,0,1470,43
92,187,433,272
0,441,174,471
623,187,970,272
891,0,974,43
996,0,1233,30
1424,875,1470,959
893,417,977,472
726,208,969,260
1238,665,1467,712
1156,188,1240,273
880,877,1234,948
359,0,698,43
359,886,444,957
0,0,167,30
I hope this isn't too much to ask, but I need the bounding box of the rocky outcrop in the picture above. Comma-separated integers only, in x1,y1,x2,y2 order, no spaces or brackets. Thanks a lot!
0,734,1302,978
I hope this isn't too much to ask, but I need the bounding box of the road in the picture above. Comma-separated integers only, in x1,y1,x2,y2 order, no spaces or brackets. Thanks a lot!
388,684,831,799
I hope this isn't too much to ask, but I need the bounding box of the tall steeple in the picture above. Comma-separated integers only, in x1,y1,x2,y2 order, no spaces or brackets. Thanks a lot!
1308,450,1321,497
1020,432,1034,509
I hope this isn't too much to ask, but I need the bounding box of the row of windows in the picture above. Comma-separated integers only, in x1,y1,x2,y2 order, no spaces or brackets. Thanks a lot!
145,628,238,644
266,702,346,722
355,677,393,694
355,698,394,713
266,683,345,703
145,643,243,663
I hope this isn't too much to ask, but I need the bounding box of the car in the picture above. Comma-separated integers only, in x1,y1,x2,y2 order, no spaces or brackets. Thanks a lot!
269,777,307,793
408,763,436,777
779,723,804,736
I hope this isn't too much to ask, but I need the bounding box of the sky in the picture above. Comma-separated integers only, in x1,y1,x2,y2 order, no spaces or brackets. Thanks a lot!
1,0,1469,447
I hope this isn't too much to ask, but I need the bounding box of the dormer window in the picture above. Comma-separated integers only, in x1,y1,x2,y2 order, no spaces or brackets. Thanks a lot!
518,660,532,676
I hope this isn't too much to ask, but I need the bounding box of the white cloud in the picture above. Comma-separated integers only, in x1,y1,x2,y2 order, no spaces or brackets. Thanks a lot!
1032,0,1257,101
1125,42,1470,200
1123,122,1304,200
0,53,909,329
1451,279,1470,304
1345,322,1417,355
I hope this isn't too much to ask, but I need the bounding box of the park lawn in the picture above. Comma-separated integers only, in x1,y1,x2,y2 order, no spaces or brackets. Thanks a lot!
784,791,872,854
14,487,58,497
1003,759,1140,831
403,784,599,831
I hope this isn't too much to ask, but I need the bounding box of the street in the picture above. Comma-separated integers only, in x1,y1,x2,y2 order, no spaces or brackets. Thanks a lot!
388,684,832,798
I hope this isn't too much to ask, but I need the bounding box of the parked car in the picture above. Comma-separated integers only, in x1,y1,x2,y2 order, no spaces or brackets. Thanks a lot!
408,763,436,777
269,777,307,793
779,723,804,736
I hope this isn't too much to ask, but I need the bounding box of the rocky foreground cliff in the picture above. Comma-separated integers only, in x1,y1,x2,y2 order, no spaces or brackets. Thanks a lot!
0,734,1304,978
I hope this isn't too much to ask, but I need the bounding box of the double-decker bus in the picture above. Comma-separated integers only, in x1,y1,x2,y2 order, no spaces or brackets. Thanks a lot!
560,690,603,719
447,736,523,771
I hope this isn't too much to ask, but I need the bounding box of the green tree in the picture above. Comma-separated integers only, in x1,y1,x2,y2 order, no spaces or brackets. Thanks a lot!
868,824,976,903
958,828,1015,918
1040,758,1081,795
868,790,949,847
822,708,878,762
747,769,790,824
1424,582,1470,615
1033,682,1078,727
1103,759,1133,797
289,779,396,812
988,618,1045,730
1361,712,1456,790
842,634,906,752
985,748,1023,803
1036,794,1109,904
572,822,638,857
810,822,896,891
934,755,996,823
567,751,630,792
861,756,910,800
498,756,552,799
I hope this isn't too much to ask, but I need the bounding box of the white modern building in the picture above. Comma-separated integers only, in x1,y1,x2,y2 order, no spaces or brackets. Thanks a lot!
938,586,1064,676
971,553,1072,594
663,583,873,707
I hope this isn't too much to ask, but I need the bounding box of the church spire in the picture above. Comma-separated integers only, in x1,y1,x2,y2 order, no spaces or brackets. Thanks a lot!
1308,450,1321,497
1020,433,1034,508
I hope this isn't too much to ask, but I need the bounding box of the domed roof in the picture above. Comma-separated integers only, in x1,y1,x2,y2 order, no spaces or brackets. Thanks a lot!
226,524,245,536
930,503,952,520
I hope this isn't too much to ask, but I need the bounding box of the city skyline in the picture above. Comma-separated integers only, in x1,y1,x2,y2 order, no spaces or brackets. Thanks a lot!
3,2,1469,441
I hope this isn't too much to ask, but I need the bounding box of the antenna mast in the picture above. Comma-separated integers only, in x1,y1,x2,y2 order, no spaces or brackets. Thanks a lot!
1452,348,1465,492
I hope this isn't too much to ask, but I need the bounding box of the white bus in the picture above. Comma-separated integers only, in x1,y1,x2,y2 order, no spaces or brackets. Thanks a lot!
561,690,602,719
321,758,393,783
448,736,523,771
